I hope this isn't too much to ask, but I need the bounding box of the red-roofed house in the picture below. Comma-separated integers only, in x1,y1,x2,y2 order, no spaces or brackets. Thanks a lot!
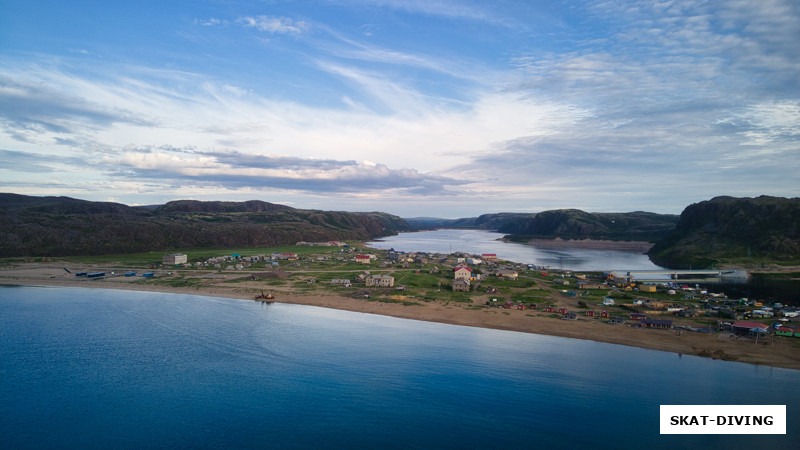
454,266,472,280
776,326,795,337
731,321,769,336
356,254,371,264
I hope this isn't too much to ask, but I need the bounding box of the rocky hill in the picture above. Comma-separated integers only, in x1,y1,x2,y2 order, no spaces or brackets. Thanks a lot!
409,210,679,242
648,196,800,268
0,194,410,257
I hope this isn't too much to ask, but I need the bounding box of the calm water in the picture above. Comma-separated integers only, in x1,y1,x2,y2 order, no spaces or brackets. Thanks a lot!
368,229,664,271
1,286,797,449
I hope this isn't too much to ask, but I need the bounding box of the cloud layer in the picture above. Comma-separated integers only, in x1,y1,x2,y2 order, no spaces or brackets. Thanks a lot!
1,0,798,217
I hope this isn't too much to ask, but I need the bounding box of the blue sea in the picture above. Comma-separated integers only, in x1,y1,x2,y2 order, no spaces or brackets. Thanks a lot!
1,286,797,449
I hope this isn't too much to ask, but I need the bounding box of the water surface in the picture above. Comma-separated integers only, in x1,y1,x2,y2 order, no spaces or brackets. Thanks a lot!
368,229,663,271
2,286,796,449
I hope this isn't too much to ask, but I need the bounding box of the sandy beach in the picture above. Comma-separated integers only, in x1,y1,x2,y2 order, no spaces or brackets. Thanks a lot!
2,262,799,371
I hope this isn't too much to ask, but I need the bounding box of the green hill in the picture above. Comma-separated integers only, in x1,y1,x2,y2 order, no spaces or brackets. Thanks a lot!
0,194,410,257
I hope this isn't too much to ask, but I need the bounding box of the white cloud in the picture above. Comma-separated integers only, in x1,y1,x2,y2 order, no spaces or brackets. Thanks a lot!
195,18,222,27
237,15,310,34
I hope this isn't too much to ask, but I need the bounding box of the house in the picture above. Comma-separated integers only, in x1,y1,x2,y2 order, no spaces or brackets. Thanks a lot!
577,282,605,290
355,254,372,264
481,253,498,262
780,308,799,318
600,311,610,318
544,306,555,313
273,252,298,261
731,321,769,336
630,313,647,320
640,318,673,329
162,253,188,265
366,274,394,287
775,326,794,337
452,278,471,292
453,266,472,281
586,310,596,317
638,284,657,293
495,269,518,279
558,307,568,314
331,279,351,287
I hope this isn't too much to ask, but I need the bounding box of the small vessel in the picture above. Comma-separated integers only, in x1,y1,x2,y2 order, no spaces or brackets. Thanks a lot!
255,291,274,301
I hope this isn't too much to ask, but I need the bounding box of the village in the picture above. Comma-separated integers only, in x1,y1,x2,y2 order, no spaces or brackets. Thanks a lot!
57,240,800,344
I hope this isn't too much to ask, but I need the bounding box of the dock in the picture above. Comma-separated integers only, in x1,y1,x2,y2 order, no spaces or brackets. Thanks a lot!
609,269,749,283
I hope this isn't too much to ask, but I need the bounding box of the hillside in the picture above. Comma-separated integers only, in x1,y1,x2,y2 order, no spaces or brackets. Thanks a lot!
409,210,679,243
648,196,800,268
0,194,410,257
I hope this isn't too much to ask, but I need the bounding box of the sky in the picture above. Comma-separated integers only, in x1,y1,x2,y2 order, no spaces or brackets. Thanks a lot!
1,0,798,218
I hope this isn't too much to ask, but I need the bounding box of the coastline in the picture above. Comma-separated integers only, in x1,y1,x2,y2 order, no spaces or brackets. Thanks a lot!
3,263,799,371
520,238,655,253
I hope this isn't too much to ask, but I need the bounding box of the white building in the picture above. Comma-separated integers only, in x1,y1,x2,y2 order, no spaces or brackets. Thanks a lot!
366,274,394,287
162,253,188,265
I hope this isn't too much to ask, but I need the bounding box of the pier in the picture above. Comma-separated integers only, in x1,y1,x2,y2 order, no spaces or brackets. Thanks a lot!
609,269,749,283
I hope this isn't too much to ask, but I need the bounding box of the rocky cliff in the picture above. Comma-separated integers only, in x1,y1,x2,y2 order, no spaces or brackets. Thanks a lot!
648,196,800,268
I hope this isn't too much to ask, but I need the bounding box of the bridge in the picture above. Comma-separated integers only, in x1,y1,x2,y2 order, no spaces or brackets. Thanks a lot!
609,269,749,283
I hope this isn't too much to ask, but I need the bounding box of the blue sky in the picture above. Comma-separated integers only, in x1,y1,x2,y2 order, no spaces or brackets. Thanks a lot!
1,0,798,218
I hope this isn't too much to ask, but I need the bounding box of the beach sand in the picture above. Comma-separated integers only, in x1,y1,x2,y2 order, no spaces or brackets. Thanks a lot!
2,262,799,370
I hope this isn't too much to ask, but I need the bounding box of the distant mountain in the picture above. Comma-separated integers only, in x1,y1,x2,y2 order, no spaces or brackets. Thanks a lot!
0,194,410,257
404,216,488,229
153,200,292,214
408,210,679,242
494,210,680,242
648,196,800,268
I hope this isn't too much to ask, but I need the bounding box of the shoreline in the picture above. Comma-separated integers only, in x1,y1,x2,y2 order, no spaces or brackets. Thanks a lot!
2,263,799,371
520,238,655,253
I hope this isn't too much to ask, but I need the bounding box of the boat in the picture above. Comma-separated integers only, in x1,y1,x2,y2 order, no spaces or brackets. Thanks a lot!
255,291,274,301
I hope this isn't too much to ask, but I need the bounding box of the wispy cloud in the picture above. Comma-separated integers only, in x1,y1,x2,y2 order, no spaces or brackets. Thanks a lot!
194,17,223,27
107,147,465,195
332,0,510,25
237,15,310,34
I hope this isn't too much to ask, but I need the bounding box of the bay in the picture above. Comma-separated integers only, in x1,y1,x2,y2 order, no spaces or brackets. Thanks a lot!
367,229,664,271
1,286,797,449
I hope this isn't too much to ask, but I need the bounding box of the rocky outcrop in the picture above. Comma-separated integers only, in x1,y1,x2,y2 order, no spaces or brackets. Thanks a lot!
648,196,800,268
